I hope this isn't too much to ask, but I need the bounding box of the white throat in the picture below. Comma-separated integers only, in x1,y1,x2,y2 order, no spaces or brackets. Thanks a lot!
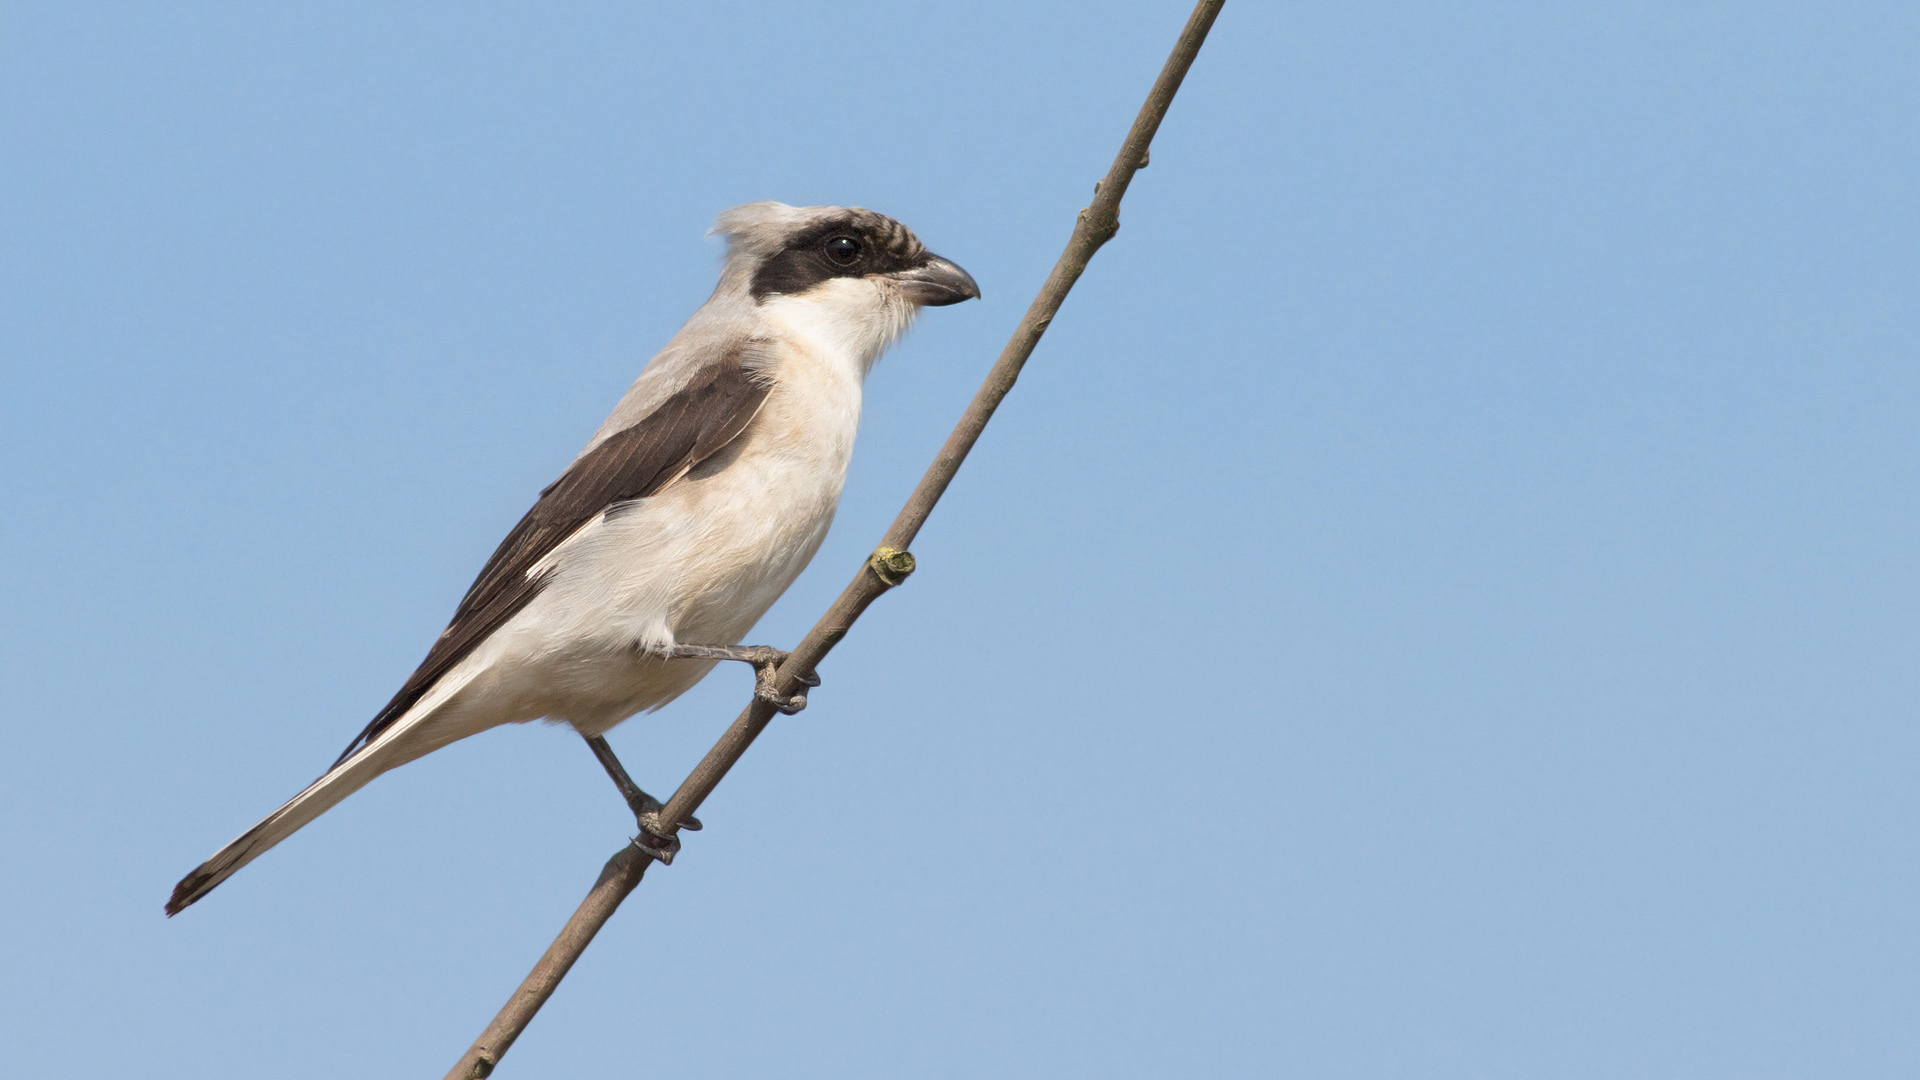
757,277,918,381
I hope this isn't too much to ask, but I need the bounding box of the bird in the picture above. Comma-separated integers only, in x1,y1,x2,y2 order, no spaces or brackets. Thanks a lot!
167,202,979,915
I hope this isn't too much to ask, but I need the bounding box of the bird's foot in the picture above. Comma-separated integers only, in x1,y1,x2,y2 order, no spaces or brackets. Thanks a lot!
583,734,699,864
664,642,821,715
630,797,697,864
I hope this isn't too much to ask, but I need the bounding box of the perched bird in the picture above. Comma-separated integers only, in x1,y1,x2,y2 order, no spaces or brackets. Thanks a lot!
167,202,979,915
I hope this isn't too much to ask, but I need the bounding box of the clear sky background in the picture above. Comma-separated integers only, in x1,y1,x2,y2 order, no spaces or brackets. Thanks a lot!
4,2,1917,1076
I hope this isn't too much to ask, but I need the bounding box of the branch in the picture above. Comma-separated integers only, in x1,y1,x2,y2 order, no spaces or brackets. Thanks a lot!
445,3,1225,1075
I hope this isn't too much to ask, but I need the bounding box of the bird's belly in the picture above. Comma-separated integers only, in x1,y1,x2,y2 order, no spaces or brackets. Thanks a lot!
469,424,851,731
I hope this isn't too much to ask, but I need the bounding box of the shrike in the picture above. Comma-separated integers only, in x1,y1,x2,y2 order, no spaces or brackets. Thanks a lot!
167,202,979,915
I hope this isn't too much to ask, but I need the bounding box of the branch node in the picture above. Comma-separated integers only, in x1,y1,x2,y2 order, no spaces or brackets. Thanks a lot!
869,547,917,587
1080,206,1121,247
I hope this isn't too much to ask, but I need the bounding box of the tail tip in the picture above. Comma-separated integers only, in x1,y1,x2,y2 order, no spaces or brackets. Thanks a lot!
166,869,215,917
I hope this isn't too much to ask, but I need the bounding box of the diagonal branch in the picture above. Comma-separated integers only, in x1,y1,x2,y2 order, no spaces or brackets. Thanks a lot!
445,3,1225,1076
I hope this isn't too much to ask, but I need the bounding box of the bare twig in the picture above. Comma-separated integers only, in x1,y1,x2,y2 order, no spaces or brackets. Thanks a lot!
445,3,1224,1075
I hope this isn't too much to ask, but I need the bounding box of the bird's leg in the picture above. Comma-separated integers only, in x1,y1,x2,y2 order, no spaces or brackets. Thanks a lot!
582,734,699,864
660,642,821,715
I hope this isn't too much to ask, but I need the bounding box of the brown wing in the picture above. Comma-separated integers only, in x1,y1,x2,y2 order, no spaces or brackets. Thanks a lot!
331,351,771,767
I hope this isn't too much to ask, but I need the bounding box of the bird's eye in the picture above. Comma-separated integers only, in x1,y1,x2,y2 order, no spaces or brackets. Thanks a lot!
824,236,862,265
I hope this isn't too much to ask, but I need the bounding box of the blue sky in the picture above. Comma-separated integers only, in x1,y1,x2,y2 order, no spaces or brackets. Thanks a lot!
4,2,1918,1076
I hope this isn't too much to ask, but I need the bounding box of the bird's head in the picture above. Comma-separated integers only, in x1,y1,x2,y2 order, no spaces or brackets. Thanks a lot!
716,201,980,308
711,202,979,369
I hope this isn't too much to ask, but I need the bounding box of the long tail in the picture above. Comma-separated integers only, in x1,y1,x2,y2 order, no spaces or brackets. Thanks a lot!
166,668,485,916
166,741,399,916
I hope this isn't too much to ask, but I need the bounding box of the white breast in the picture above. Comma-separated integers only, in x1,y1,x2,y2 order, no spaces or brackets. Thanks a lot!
450,284,902,731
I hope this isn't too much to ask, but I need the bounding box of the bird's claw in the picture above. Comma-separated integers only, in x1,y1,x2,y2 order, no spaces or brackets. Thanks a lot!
630,802,700,864
625,785,699,864
629,826,681,864
744,648,818,715
755,683,809,715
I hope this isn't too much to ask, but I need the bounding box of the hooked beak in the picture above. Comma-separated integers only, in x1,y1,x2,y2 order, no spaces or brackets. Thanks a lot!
892,254,981,306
